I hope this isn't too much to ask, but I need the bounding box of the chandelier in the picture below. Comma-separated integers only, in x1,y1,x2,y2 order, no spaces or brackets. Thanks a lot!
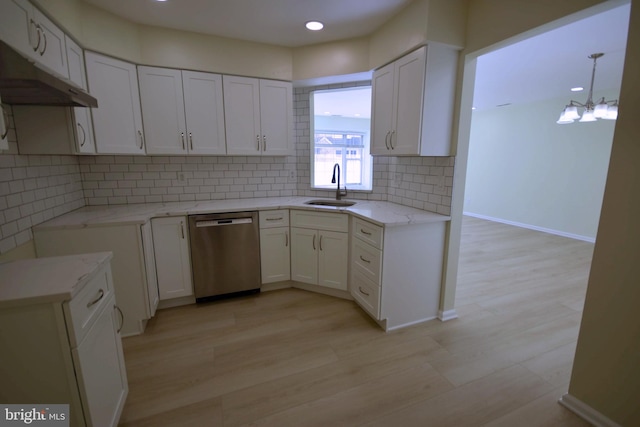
557,53,619,124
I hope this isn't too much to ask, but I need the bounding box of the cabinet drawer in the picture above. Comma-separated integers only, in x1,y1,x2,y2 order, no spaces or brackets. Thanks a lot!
353,217,383,249
259,210,289,228
65,265,113,347
352,238,382,284
291,210,348,232
351,269,381,319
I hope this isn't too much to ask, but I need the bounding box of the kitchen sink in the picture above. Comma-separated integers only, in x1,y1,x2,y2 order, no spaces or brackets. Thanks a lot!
304,199,356,207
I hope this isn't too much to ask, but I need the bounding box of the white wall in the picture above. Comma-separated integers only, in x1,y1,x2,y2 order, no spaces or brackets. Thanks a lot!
464,90,616,240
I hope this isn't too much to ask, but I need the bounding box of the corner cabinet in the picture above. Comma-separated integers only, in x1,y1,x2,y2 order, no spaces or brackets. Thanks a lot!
259,210,291,284
0,255,128,427
350,216,446,331
151,216,194,300
223,76,294,156
85,52,145,154
371,44,458,156
138,66,226,155
290,210,349,291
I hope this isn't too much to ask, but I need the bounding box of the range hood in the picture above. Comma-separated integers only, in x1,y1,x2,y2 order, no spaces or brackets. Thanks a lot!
0,41,97,108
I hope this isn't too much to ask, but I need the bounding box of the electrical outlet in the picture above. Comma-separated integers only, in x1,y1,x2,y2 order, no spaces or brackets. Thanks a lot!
178,173,186,183
394,173,402,186
289,170,296,182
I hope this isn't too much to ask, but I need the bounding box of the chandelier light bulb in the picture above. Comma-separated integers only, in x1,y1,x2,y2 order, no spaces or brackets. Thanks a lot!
604,104,618,120
579,109,597,122
564,105,580,120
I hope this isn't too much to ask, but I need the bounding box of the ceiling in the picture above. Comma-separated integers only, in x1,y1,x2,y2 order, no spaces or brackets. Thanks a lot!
82,0,630,114
473,3,630,111
83,0,412,48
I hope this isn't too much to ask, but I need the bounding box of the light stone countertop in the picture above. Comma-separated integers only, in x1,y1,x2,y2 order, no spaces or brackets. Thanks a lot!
0,252,113,308
33,197,451,230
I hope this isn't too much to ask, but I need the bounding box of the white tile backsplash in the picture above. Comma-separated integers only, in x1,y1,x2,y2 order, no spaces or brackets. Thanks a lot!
0,84,454,255
0,105,85,254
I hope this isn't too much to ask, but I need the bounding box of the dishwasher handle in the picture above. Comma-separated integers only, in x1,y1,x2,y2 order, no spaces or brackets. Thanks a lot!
195,218,253,228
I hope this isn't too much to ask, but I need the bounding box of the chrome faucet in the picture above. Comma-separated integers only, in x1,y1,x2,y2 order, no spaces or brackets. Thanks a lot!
331,163,347,200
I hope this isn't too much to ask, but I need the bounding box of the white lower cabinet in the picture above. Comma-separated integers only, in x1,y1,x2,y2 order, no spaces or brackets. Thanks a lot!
0,255,128,427
33,223,159,336
151,216,193,300
259,210,290,284
350,216,446,331
290,210,349,291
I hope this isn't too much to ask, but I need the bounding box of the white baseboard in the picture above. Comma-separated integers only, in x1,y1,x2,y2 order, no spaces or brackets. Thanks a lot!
463,212,596,243
558,393,622,427
438,309,458,321
385,316,437,332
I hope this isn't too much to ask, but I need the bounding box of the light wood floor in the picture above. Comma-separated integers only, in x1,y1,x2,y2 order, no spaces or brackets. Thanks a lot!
119,216,595,426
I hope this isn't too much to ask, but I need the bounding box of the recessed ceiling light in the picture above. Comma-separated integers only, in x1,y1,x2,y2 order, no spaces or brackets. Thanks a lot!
354,113,361,117
305,21,324,31
571,87,584,92
324,111,331,115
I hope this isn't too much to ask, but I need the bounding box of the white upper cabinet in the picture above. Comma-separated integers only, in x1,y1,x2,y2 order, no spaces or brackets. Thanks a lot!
183,70,226,155
224,76,293,156
85,52,145,155
0,0,68,79
371,44,458,156
0,0,35,59
138,67,186,155
138,66,226,155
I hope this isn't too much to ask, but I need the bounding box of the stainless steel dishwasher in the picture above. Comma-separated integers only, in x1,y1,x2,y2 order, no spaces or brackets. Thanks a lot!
189,212,261,302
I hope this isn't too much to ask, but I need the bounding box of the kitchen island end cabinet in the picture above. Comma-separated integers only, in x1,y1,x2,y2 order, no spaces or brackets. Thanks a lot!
0,253,128,427
351,216,446,330
33,222,159,336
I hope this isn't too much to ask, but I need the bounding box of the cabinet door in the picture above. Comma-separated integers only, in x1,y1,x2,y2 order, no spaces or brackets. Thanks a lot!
223,75,262,155
0,0,36,61
259,79,293,155
151,217,193,300
260,227,291,284
318,231,349,291
290,227,317,285
183,70,227,155
391,46,426,155
32,8,68,78
72,297,128,427
65,36,86,89
138,66,187,155
140,222,159,317
370,62,395,155
66,38,96,154
85,52,145,154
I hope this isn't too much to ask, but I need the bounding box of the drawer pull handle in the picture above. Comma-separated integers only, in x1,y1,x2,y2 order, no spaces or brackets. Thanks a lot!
87,289,105,308
359,255,371,264
115,305,124,333
360,228,372,236
358,286,370,296
285,231,288,247
312,234,316,250
181,132,185,149
189,132,193,150
77,123,86,147
266,217,283,221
